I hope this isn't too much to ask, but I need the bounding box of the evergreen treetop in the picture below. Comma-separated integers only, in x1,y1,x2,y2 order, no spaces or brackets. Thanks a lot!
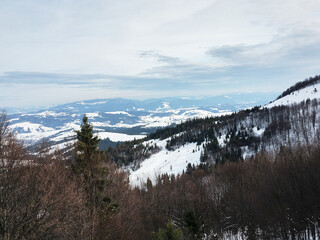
74,115,104,173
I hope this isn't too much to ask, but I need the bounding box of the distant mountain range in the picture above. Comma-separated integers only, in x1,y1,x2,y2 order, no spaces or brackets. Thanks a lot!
105,78,319,187
7,92,276,149
5,76,320,187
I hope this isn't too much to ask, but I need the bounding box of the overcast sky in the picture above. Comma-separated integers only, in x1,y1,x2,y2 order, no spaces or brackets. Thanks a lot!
1,0,320,108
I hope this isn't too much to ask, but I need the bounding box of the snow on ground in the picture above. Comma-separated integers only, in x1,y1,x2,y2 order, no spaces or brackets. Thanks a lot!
21,111,68,117
92,121,144,128
98,132,146,142
141,109,232,128
48,140,75,154
252,127,265,136
85,112,100,119
242,146,255,159
104,111,133,116
79,101,107,105
93,108,227,129
9,122,55,133
50,130,76,142
156,102,171,111
129,139,202,187
218,134,227,147
266,83,320,108
8,118,20,122
9,122,59,143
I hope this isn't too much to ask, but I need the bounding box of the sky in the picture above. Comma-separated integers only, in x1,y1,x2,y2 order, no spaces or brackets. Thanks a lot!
1,0,320,108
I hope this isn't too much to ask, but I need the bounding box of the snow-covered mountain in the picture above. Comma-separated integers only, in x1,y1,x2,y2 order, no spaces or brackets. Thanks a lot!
266,81,320,108
7,93,275,150
127,79,320,187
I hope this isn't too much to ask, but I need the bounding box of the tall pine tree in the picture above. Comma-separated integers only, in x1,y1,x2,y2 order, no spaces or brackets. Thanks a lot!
74,115,102,173
73,115,111,239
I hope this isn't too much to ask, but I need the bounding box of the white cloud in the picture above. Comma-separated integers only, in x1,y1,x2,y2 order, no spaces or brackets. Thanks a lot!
0,0,320,107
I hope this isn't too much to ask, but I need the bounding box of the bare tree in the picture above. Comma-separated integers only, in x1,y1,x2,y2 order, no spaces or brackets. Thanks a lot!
0,111,90,240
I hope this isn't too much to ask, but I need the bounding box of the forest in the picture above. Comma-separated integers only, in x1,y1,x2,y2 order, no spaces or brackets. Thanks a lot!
106,98,320,170
1,103,320,239
1,75,320,240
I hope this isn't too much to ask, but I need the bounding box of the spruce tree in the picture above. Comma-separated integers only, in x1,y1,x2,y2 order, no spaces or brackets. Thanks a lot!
74,115,102,173
73,115,110,239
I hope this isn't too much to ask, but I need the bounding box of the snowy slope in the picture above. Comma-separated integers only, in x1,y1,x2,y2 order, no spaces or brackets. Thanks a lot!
129,82,320,187
129,138,202,187
266,82,320,108
97,132,146,142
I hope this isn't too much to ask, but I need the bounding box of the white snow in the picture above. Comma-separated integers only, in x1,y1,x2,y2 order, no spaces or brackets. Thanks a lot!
266,83,320,108
9,122,61,144
85,112,100,119
92,121,144,128
97,132,146,142
79,101,107,105
129,139,202,187
104,111,133,117
21,111,68,117
252,127,265,136
8,118,20,122
218,134,227,147
156,102,171,111
140,109,232,128
10,122,55,133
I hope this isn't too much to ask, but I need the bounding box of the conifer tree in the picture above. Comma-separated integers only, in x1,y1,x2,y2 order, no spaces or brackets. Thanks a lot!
73,115,110,239
152,222,183,240
74,115,102,173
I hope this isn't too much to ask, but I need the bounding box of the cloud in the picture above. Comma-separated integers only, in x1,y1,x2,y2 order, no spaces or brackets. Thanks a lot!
1,0,320,107
0,72,110,85
207,30,320,67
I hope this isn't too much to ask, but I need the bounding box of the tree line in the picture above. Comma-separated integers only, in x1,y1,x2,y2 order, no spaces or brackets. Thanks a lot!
276,75,320,100
107,98,320,168
1,110,320,239
140,143,320,239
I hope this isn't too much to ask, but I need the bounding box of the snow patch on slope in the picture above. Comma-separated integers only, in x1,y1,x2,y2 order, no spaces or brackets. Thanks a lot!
267,83,320,108
129,139,202,187
104,111,133,116
21,111,68,117
10,122,55,133
98,132,146,142
79,101,107,105
10,122,61,144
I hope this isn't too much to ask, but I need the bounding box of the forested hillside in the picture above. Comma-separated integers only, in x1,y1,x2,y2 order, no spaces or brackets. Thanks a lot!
107,98,320,172
1,76,320,239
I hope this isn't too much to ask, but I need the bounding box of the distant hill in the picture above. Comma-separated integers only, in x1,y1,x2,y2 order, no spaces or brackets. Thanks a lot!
7,93,274,150
266,75,320,108
100,76,320,186
276,75,320,100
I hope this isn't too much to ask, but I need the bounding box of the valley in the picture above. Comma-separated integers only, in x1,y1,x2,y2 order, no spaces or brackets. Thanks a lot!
7,93,274,150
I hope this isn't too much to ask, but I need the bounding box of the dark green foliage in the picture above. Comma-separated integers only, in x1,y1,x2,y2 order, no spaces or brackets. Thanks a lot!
184,210,200,237
77,115,100,151
73,115,102,173
152,222,184,240
73,115,113,239
106,139,160,166
200,149,208,162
